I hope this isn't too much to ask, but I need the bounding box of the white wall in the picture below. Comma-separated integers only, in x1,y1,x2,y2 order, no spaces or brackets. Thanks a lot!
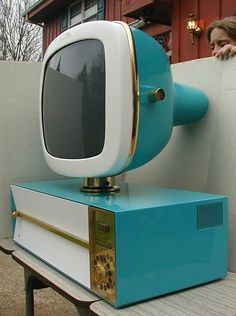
0,61,60,238
125,57,236,273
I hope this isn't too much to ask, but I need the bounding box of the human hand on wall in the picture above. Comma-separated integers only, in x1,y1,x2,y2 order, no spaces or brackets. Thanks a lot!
214,43,236,59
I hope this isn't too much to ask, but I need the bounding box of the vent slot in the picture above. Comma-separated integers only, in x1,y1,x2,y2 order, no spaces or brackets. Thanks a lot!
197,202,223,229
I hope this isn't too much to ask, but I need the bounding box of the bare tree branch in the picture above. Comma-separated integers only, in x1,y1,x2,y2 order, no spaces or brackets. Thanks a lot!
0,0,42,61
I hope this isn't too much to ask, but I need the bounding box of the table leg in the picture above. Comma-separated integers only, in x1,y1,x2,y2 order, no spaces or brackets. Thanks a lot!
24,269,47,316
75,305,90,316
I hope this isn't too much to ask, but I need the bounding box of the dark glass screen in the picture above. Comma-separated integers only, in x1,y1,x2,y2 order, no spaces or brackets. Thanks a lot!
42,40,105,159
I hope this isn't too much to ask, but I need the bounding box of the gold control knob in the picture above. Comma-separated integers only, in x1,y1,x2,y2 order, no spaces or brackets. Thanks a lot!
148,88,165,103
94,264,106,285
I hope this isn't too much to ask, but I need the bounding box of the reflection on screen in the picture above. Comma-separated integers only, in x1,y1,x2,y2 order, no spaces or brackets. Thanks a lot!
42,40,105,159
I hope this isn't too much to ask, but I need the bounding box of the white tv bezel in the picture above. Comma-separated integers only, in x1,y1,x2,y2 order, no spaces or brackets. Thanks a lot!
39,21,137,177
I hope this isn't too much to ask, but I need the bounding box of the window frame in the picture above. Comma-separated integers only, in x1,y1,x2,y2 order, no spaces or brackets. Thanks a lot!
68,0,98,28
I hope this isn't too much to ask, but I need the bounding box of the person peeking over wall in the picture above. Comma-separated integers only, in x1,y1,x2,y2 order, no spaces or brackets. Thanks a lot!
207,16,236,60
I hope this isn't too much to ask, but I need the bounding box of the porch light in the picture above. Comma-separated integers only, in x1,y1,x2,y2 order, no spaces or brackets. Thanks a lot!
186,13,202,44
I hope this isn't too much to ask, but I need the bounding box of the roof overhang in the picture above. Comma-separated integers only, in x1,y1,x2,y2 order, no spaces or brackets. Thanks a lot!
123,0,173,26
23,0,74,24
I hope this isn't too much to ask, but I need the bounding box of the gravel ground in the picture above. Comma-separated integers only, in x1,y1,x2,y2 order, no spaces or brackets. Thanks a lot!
0,250,79,316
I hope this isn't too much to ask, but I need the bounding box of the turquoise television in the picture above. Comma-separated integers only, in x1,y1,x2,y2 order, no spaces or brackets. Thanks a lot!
11,21,227,308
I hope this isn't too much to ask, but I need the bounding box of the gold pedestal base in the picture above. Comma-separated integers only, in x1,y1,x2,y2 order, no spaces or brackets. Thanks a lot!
80,177,120,193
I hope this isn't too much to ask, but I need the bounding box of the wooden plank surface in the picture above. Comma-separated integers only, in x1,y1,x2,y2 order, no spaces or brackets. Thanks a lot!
90,273,236,316
12,248,100,308
0,238,20,254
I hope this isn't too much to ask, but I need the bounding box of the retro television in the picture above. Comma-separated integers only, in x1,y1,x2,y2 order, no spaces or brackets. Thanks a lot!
39,20,208,191
11,21,228,307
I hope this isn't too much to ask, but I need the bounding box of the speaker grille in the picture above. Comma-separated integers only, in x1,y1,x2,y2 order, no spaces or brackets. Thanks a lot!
197,202,223,229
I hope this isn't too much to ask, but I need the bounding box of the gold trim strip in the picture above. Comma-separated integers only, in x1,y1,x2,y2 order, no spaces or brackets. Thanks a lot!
11,210,89,250
115,21,140,167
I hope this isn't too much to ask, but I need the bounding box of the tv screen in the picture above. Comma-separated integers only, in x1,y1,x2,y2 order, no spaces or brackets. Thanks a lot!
42,40,105,159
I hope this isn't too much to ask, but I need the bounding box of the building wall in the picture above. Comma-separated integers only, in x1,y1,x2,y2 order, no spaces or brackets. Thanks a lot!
105,0,133,23
125,57,236,273
43,15,62,53
0,61,61,238
37,0,235,61
105,0,236,62
41,0,106,53
172,0,236,63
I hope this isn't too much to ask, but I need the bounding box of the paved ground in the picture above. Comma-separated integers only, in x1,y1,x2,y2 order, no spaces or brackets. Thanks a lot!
0,250,78,316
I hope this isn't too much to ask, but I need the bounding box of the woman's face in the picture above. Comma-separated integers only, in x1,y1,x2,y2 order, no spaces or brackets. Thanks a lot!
210,27,236,56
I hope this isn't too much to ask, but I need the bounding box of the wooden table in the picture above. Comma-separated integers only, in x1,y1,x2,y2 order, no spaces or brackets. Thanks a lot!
0,239,99,316
89,273,236,316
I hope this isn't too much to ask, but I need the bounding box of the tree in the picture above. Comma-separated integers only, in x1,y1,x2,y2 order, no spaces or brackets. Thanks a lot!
0,0,42,61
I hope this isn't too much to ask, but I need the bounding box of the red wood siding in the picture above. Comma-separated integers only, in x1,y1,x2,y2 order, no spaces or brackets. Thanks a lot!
105,0,133,23
172,0,236,63
122,0,154,17
38,0,235,61
106,0,235,63
43,15,61,53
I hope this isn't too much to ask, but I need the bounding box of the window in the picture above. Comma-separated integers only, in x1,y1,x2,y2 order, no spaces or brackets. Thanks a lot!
69,0,98,27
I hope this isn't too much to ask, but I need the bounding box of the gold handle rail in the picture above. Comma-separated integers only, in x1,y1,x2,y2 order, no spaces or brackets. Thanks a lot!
11,210,89,250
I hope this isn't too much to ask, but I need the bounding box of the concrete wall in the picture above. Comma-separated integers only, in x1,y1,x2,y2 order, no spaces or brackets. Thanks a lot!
0,61,60,238
125,57,236,273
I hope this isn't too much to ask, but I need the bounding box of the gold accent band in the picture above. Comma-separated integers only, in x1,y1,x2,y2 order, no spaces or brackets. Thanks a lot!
11,210,89,249
115,21,140,168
